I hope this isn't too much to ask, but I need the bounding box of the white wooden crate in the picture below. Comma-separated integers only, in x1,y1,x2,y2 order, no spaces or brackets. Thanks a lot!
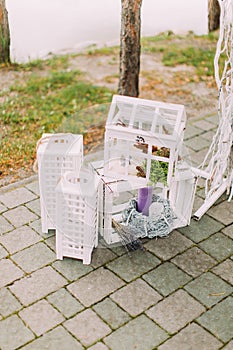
104,95,186,188
90,160,147,244
91,159,196,244
37,133,83,233
55,170,99,264
170,163,197,228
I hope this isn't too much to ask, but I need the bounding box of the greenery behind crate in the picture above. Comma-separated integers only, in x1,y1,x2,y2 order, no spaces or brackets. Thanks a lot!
0,31,219,180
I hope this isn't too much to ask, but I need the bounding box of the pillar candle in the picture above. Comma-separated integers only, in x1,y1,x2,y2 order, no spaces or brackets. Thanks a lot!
137,186,153,216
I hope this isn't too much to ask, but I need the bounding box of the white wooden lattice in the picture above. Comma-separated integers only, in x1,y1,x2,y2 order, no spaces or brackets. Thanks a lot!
56,170,99,264
91,102,197,245
37,133,83,233
194,0,233,219
104,95,186,189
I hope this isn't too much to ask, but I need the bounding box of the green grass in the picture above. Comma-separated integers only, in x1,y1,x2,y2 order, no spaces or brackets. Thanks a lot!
11,54,71,71
0,64,113,176
141,31,219,78
86,45,119,56
0,31,221,179
162,46,215,76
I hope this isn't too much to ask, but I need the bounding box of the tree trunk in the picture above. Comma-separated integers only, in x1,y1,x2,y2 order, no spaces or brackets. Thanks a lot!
208,0,220,32
0,0,10,64
118,0,142,97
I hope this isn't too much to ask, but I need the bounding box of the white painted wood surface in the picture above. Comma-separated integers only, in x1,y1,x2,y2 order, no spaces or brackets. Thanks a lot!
37,133,83,233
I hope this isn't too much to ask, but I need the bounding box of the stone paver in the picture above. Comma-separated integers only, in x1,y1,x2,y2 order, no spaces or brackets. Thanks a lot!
52,258,93,282
104,314,168,350
29,218,54,238
143,261,192,296
10,266,67,306
184,272,233,307
197,297,233,343
208,200,233,225
11,241,55,273
184,124,203,140
3,205,38,227
189,148,208,166
146,289,205,334
0,187,37,208
0,314,34,350
172,246,217,277
26,180,40,196
205,113,219,125
200,128,216,141
0,244,8,259
178,215,224,243
19,299,65,336
222,224,233,239
0,202,7,213
192,194,205,213
212,259,233,285
186,135,210,151
25,198,41,216
0,112,233,349
45,235,56,251
144,231,193,260
199,232,233,261
88,343,109,350
22,325,83,350
193,119,215,131
0,287,22,317
93,297,131,330
106,250,160,282
158,323,222,350
47,288,84,318
0,225,41,254
64,309,111,347
110,278,162,316
0,258,24,288
0,215,14,234
91,247,117,268
68,267,124,307
222,340,233,349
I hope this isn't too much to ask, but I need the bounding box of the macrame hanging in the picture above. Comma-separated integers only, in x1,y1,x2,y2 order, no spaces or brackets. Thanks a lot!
194,0,233,219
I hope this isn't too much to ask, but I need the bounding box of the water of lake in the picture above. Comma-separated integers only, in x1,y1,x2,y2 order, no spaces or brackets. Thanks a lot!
6,0,208,63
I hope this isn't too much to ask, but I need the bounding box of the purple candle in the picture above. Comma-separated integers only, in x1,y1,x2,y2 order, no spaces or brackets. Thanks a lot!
137,186,153,216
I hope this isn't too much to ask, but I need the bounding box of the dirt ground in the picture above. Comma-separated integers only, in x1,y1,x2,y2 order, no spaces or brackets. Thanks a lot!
0,45,219,186
67,50,218,118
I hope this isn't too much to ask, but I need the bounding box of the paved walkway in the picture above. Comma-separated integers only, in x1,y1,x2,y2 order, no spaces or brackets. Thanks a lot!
0,114,233,350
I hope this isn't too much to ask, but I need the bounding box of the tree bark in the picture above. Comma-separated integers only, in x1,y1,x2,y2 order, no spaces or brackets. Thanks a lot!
118,0,142,97
0,0,10,64
208,0,220,32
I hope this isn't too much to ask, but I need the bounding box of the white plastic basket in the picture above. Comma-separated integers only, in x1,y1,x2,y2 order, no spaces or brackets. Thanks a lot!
37,133,83,233
55,170,99,264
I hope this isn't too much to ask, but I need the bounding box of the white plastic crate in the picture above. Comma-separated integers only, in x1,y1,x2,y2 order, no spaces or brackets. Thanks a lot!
56,170,99,264
37,133,83,233
104,95,186,189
